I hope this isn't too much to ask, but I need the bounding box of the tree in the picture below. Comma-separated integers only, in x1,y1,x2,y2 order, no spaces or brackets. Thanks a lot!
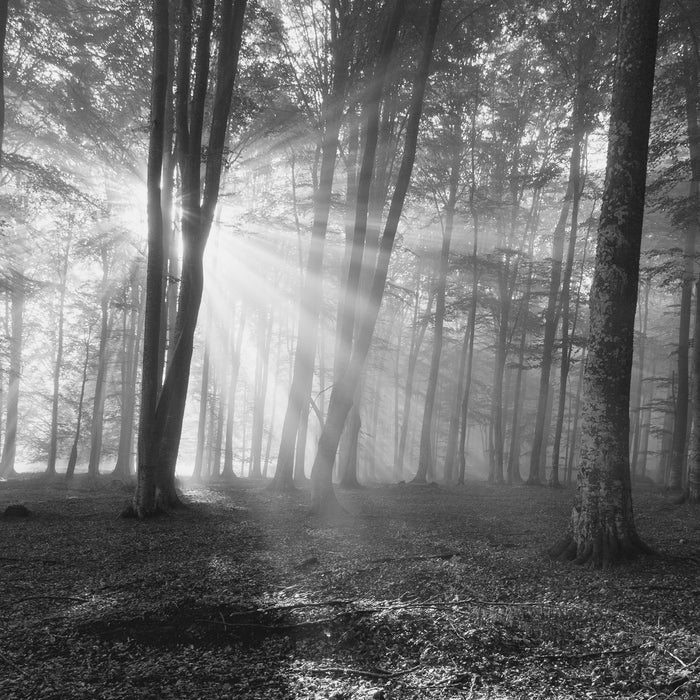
0,0,7,168
550,0,660,566
310,0,444,515
133,0,248,516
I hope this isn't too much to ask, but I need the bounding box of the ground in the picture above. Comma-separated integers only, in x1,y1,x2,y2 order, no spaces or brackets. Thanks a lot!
1,476,699,699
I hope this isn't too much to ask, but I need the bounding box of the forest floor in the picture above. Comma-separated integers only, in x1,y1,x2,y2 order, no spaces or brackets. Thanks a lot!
0,476,699,699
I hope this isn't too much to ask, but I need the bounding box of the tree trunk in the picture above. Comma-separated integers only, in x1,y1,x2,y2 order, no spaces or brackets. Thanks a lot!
133,0,247,516
193,341,211,480
669,225,694,491
47,234,72,476
271,1,349,493
66,334,91,479
0,0,8,169
685,46,700,499
550,0,659,566
630,279,650,478
310,0,443,515
414,118,460,483
114,273,143,479
133,0,169,514
457,219,480,485
87,260,113,479
250,307,272,479
0,272,24,478
396,279,434,477
223,305,245,479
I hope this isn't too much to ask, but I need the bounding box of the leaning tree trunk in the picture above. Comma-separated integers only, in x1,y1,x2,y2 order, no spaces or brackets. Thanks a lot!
550,0,660,567
310,0,443,516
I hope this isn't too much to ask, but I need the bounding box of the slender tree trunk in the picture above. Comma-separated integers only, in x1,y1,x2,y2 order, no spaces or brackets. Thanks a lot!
193,340,211,480
223,305,245,479
310,0,443,515
133,0,248,515
414,121,460,483
458,220,480,485
67,334,91,479
0,273,24,478
630,280,650,478
0,0,8,169
271,0,349,493
551,0,659,566
114,274,142,478
250,307,272,479
47,234,72,475
685,46,700,499
550,133,585,486
88,259,113,479
396,280,434,477
669,225,694,491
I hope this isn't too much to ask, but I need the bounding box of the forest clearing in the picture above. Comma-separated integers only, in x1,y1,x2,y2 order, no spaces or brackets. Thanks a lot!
1,476,699,699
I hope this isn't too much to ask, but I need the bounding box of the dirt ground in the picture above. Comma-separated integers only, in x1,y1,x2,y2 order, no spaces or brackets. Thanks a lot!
0,475,699,699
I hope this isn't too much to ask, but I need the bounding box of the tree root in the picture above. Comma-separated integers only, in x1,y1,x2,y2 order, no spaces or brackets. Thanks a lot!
549,530,654,567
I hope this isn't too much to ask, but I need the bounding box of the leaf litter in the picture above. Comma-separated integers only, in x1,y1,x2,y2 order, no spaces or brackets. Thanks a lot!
0,475,699,698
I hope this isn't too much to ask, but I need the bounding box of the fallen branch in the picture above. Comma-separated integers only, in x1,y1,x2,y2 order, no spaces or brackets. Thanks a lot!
311,663,422,680
225,599,354,617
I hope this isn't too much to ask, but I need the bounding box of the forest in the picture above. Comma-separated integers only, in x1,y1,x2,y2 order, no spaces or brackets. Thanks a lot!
1,0,700,697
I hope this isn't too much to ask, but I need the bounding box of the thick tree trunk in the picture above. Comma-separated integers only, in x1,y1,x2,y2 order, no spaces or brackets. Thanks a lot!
133,0,169,514
550,0,659,566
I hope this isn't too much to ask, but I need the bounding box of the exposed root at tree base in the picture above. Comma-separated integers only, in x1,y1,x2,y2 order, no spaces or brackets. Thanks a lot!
549,531,655,568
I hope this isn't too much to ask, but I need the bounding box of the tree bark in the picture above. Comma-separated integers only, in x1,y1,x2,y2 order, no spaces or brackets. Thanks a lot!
550,0,660,566
310,0,444,516
133,0,247,515
47,233,72,476
0,272,24,478
414,116,461,484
